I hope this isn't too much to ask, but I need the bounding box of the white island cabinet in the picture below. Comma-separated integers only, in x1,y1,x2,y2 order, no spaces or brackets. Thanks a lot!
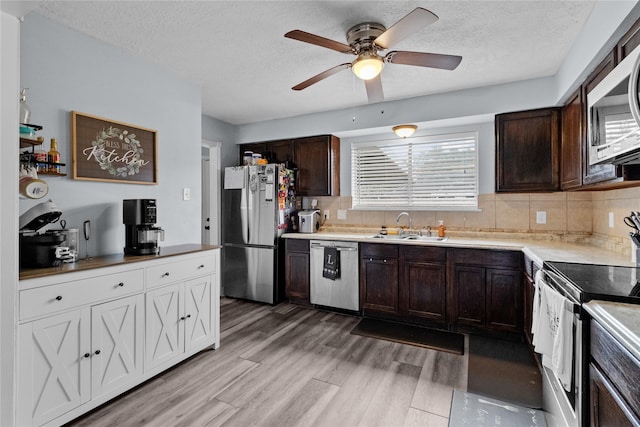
17,245,220,427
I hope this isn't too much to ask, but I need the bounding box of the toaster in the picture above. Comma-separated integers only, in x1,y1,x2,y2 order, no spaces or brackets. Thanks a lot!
298,210,320,233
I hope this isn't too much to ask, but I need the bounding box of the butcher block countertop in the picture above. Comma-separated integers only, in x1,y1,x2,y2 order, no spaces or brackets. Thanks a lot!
19,243,221,281
283,231,634,267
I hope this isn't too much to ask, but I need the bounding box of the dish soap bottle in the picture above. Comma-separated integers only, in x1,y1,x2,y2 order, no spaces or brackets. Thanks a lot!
48,138,60,173
438,220,445,238
19,88,31,124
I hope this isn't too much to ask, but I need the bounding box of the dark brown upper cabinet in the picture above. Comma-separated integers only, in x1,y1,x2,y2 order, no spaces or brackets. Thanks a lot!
560,89,583,190
495,108,561,192
239,134,340,197
293,135,340,197
617,17,640,62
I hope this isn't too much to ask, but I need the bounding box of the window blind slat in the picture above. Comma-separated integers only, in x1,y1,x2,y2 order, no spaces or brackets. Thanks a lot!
352,132,478,210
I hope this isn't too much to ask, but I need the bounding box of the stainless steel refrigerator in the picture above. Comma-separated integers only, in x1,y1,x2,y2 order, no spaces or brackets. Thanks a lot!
222,164,293,304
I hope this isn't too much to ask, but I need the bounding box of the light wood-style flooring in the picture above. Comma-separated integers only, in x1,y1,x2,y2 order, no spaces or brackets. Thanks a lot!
68,298,470,427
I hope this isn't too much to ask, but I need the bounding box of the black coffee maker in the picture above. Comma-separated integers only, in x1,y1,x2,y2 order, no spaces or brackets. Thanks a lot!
123,199,164,255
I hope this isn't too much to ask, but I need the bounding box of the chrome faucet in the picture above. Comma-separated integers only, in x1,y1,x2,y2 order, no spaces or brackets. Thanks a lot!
396,212,413,235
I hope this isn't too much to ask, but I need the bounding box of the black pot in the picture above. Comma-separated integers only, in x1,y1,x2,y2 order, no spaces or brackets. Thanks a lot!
20,231,66,268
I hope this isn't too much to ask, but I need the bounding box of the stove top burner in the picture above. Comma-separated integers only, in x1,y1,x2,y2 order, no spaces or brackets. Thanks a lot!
544,261,640,304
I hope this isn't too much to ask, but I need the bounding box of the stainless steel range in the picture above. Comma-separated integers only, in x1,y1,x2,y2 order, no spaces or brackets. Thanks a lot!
539,261,640,427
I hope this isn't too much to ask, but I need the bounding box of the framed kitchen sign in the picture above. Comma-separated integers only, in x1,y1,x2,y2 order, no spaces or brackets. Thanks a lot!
71,111,158,184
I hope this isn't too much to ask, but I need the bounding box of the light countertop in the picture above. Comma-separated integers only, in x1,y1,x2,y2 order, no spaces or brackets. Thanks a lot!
283,231,634,267
585,301,640,360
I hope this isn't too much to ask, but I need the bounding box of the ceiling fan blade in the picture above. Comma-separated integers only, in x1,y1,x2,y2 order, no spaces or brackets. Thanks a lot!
365,76,384,103
285,30,353,54
292,63,351,91
386,51,462,70
374,7,439,50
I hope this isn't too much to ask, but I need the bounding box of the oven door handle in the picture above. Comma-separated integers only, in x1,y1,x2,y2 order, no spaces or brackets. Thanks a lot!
540,269,582,312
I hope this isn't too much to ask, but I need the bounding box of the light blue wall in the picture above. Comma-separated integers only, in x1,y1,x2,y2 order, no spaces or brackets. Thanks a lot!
202,114,237,168
20,13,202,256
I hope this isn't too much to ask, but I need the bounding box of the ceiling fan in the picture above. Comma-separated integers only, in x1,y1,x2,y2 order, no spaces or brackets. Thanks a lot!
285,7,462,103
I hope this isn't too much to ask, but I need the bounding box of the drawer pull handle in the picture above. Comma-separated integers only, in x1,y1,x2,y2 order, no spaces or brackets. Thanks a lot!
198,264,205,269
83,353,91,358
94,350,101,355
162,272,170,277
117,282,125,287
55,296,62,301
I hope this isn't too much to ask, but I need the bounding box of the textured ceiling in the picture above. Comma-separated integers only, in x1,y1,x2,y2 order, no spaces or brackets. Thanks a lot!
9,1,596,125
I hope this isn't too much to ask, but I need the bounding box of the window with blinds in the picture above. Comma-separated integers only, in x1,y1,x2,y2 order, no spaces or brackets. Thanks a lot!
351,132,478,210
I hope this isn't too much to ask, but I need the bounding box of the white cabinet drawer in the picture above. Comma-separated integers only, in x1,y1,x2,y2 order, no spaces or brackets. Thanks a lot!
145,256,215,288
19,269,144,321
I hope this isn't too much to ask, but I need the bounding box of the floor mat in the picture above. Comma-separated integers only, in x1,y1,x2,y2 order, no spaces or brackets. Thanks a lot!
467,335,542,409
350,318,464,355
449,390,547,427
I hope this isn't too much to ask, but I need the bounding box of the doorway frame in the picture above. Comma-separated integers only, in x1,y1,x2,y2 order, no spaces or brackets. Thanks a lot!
201,140,221,245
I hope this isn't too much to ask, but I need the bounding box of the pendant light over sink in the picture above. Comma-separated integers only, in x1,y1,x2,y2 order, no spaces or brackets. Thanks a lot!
393,124,417,138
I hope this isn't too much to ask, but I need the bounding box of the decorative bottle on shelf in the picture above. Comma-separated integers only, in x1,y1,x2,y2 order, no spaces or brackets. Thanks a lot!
438,220,445,238
19,88,31,124
34,147,47,173
48,138,60,173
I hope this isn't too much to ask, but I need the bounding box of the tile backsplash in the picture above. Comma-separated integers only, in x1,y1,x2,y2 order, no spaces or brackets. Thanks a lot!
306,187,640,256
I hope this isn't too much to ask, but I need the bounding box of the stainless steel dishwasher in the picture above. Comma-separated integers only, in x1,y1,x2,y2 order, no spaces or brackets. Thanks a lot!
310,240,359,311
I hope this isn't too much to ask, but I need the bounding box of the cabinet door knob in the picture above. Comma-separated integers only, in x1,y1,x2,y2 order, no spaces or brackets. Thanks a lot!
94,350,101,355
117,282,125,287
83,353,91,358
383,259,387,263
55,296,62,301
162,272,170,277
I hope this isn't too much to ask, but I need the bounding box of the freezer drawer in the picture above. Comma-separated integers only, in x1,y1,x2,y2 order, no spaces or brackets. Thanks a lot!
310,241,359,311
223,245,276,304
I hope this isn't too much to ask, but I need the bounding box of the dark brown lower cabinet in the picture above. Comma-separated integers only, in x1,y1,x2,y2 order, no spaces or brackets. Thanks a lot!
590,320,640,426
399,246,447,323
285,239,310,304
590,364,638,427
447,248,523,335
360,243,399,314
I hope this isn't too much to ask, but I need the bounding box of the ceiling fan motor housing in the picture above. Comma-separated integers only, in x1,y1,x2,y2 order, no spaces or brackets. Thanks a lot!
347,22,386,54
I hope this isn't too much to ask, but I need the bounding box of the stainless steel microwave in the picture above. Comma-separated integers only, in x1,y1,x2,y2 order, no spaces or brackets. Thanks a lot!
588,44,640,165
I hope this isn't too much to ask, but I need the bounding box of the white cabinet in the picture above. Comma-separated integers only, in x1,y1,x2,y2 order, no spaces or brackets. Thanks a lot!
91,294,144,399
145,274,214,371
17,247,220,427
17,309,91,426
145,283,184,370
185,276,213,352
17,294,145,427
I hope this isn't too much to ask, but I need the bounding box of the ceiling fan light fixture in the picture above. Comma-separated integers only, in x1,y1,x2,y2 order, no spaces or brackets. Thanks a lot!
393,124,417,138
352,53,384,80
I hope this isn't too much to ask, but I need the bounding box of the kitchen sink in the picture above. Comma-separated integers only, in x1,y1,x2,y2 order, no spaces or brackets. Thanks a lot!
367,234,449,242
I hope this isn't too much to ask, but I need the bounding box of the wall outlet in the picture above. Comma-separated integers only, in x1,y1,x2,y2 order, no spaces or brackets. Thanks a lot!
609,212,615,228
337,209,347,220
323,209,330,220
536,211,546,224
183,187,191,201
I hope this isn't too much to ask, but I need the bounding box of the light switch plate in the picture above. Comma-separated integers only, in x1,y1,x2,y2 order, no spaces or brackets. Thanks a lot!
536,211,546,224
609,212,615,228
183,187,191,201
337,209,347,220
